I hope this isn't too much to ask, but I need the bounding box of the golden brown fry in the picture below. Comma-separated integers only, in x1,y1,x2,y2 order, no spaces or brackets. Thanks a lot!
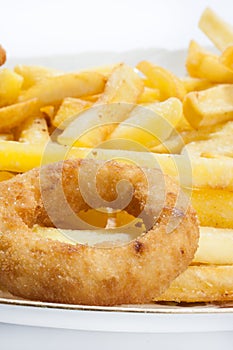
0,98,39,132
155,265,233,302
220,46,233,71
0,69,23,108
193,227,233,265
183,85,233,128
181,77,215,93
137,61,186,101
53,97,91,129
191,187,233,228
108,98,183,149
60,63,143,148
138,87,160,103
18,71,106,107
183,121,233,159
186,40,233,83
19,116,49,144
14,65,61,90
199,8,233,51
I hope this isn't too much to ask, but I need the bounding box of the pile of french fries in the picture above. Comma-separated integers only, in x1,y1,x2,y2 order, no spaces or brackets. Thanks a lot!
0,7,233,303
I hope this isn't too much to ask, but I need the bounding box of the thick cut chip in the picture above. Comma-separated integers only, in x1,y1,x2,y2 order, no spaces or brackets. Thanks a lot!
182,77,215,93
199,8,233,51
58,64,143,148
53,97,91,129
151,125,218,154
18,71,106,107
0,141,68,172
155,265,233,302
186,40,233,83
183,85,233,128
191,187,233,228
107,98,183,149
14,65,61,89
19,116,49,144
0,98,39,131
137,61,186,101
193,227,233,265
138,87,160,103
1,143,233,191
0,69,23,107
182,121,233,158
220,46,233,71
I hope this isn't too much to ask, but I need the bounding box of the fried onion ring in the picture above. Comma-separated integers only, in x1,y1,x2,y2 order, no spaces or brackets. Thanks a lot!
0,45,6,66
0,159,199,305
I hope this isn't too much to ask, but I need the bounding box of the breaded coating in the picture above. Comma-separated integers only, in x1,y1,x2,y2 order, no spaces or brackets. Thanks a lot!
0,159,199,305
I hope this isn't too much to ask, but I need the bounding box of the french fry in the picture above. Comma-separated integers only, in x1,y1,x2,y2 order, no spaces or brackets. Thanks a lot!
193,227,233,264
19,116,49,144
191,187,233,228
0,69,23,107
138,87,160,103
66,148,233,190
1,131,233,191
84,63,118,77
155,265,233,302
14,65,61,89
183,120,233,158
98,63,143,105
186,40,233,83
18,71,106,107
150,124,220,154
0,140,68,172
53,97,91,129
0,98,39,132
181,77,215,93
199,8,233,51
220,45,233,71
107,98,183,149
150,133,185,154
183,85,233,128
137,60,186,100
58,64,143,148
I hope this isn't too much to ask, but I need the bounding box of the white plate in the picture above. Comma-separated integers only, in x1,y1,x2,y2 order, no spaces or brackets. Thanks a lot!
0,297,233,333
1,50,233,343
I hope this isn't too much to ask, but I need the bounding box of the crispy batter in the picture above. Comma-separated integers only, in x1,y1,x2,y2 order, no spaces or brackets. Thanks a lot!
0,45,6,66
0,159,199,305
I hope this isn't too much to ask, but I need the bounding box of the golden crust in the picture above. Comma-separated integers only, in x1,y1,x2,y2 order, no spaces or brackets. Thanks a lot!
0,159,199,305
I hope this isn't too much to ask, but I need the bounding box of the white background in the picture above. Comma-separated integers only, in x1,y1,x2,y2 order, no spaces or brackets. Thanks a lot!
1,0,233,58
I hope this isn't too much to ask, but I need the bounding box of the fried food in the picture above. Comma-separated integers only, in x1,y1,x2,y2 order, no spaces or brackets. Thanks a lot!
0,159,199,305
155,265,233,302
0,45,6,66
